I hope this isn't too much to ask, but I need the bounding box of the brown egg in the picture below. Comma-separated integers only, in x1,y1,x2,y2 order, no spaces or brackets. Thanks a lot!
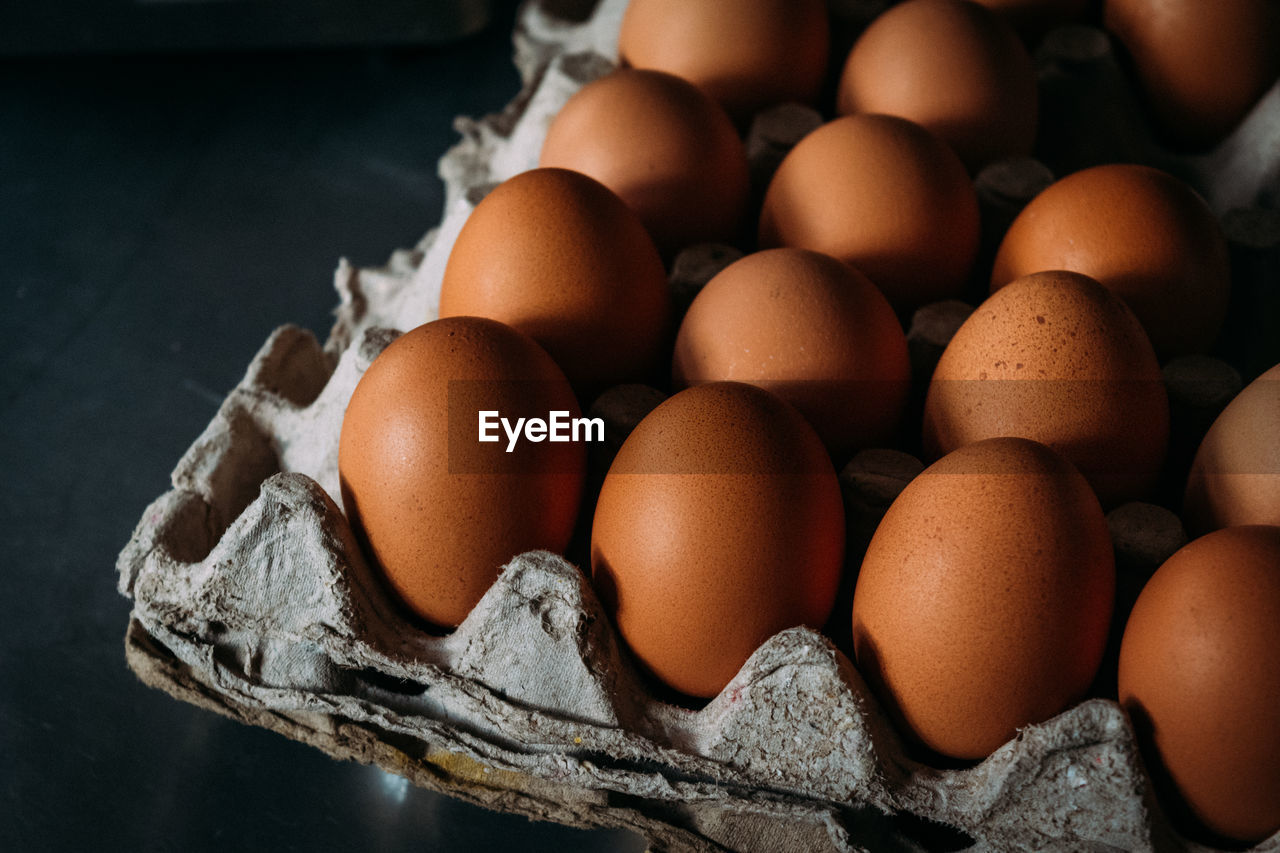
991,164,1231,360
759,114,980,312
617,0,829,123
539,69,750,257
439,167,669,394
924,270,1169,505
591,382,844,699
1184,363,1280,534
1104,0,1280,149
971,0,1090,41
835,0,1037,171
672,248,910,460
338,317,585,629
1118,525,1280,844
852,436,1115,760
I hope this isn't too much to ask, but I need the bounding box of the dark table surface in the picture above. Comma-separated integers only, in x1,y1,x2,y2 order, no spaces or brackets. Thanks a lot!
0,5,646,851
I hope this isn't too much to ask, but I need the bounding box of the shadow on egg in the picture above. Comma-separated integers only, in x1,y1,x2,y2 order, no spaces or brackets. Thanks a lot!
337,472,455,638
1124,697,1255,851
850,626,979,771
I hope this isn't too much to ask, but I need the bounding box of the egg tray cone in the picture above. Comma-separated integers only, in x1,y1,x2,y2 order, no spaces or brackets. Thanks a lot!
118,0,1280,850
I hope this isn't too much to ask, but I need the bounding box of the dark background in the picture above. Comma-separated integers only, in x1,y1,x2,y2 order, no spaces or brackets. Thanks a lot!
0,1,645,849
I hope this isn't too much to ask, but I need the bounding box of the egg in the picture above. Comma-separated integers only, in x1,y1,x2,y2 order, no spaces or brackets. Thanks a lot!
539,69,750,257
924,270,1169,505
1118,525,1280,844
439,167,670,394
852,436,1114,761
1184,363,1280,534
338,317,585,628
617,0,829,123
591,382,844,699
971,0,1090,41
836,0,1037,171
672,248,910,460
759,114,980,312
1104,0,1280,149
991,164,1231,360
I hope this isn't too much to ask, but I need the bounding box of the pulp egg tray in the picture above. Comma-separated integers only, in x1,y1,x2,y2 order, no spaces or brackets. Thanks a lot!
118,1,1280,850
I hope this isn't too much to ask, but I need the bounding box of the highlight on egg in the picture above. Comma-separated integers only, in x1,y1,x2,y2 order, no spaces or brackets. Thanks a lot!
539,68,750,257
924,269,1169,505
759,113,980,313
349,0,1268,837
836,0,1038,171
1183,362,1280,534
1118,525,1280,844
438,167,670,396
851,436,1115,761
991,163,1231,360
590,382,845,700
338,316,586,629
672,247,910,461
617,0,830,123
1103,0,1280,149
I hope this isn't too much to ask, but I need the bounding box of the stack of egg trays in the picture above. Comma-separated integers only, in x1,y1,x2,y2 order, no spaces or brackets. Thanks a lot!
118,0,1280,849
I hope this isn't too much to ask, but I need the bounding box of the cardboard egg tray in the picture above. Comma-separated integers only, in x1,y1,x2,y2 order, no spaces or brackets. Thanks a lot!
118,1,1280,849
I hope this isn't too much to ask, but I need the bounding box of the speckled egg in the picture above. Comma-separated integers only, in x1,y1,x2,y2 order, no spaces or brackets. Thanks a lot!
617,0,829,123
991,164,1231,360
836,0,1038,170
438,167,670,394
1104,0,1280,149
338,317,585,629
759,114,980,312
672,248,910,460
852,436,1115,760
924,270,1169,505
539,69,750,257
1184,363,1280,534
1119,525,1280,844
591,382,844,699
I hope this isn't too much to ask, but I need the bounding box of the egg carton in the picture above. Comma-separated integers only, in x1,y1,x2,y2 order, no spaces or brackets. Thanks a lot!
118,0,1280,850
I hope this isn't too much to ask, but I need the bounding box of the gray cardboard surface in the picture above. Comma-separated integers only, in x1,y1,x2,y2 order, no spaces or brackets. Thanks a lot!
119,1,1280,849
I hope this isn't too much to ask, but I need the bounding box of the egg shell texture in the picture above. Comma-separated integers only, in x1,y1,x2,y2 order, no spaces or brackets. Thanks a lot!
1184,362,1280,534
758,114,980,312
991,163,1231,360
338,316,585,628
590,382,845,699
539,69,750,258
616,0,829,123
924,269,1169,505
1104,0,1280,149
118,0,1280,845
1118,525,1280,844
836,0,1038,171
852,436,1115,760
439,167,670,394
672,247,910,460
125,322,1200,851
